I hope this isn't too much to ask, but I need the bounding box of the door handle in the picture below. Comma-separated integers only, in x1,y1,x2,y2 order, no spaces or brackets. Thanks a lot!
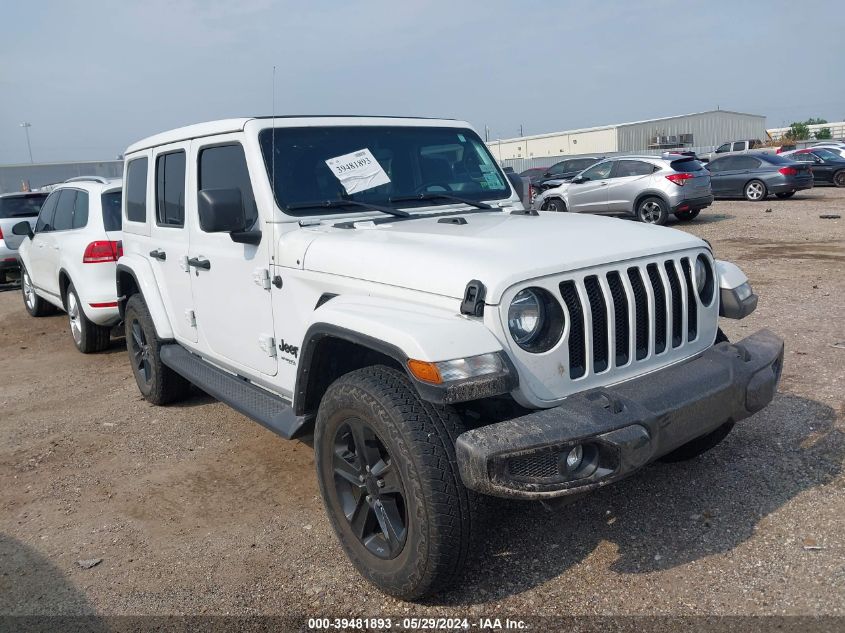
600,182,608,186
187,256,211,270
149,249,166,261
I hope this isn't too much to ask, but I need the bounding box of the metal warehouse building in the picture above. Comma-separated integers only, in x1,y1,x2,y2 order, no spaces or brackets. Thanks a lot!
488,110,767,164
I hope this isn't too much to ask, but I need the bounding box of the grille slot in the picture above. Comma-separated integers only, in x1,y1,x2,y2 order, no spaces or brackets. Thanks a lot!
508,451,559,480
560,281,586,379
607,271,629,366
665,260,684,348
627,267,649,360
646,263,667,354
681,258,698,341
584,276,608,373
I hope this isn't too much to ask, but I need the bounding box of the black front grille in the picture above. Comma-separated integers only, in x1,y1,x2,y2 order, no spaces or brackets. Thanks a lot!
508,451,559,480
646,264,667,354
550,256,699,379
584,276,608,373
681,258,698,341
560,281,585,379
607,271,629,366
665,260,684,348
627,267,649,361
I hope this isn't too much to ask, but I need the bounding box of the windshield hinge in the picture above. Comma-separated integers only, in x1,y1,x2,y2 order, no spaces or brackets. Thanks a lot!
460,280,486,317
258,334,276,358
253,267,271,290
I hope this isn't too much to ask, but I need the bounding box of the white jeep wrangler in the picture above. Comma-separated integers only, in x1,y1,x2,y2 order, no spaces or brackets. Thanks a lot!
117,116,784,599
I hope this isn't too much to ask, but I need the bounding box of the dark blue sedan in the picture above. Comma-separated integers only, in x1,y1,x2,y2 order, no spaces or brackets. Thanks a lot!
706,153,814,201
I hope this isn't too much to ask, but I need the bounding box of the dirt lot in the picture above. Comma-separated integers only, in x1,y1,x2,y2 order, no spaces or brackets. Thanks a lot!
1,188,844,619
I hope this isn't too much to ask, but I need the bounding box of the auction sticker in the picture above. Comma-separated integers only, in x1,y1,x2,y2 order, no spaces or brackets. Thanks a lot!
326,148,391,195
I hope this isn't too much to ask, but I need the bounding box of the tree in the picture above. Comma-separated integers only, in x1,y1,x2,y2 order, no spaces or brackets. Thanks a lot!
815,127,833,140
785,122,810,140
806,117,828,125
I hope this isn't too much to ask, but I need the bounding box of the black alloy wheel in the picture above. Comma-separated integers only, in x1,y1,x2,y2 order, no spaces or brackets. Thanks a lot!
331,418,407,559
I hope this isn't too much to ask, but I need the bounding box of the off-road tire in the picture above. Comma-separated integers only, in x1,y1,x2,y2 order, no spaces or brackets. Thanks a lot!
637,196,669,225
124,294,191,405
659,328,733,462
674,209,701,221
833,170,845,188
775,191,795,199
743,179,767,201
21,267,55,317
66,283,110,353
314,365,478,600
543,197,566,212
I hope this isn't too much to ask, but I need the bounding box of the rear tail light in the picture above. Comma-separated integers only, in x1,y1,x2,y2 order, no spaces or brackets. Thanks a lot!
666,172,694,186
82,240,123,263
779,167,798,176
0,226,3,239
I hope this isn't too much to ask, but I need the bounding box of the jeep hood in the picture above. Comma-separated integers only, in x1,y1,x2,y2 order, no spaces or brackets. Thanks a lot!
299,211,706,303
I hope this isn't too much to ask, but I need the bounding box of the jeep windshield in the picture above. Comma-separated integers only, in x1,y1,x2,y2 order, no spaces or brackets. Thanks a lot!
259,125,511,216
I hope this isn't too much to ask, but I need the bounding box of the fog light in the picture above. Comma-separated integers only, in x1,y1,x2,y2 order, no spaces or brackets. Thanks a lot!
564,445,583,472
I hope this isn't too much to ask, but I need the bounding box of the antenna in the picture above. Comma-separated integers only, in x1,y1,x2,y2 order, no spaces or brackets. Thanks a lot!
271,65,276,202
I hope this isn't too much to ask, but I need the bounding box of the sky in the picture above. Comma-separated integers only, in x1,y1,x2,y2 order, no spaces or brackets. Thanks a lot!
1,0,844,164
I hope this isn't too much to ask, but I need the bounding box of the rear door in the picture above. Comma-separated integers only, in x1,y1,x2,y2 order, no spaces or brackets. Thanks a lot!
187,138,276,375
149,143,197,343
605,159,655,212
568,161,612,213
40,189,79,296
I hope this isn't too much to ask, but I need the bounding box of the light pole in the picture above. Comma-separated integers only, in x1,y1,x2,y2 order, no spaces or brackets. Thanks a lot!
20,122,33,163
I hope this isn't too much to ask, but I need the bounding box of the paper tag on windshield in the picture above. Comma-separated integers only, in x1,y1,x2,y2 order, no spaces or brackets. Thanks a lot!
325,148,391,195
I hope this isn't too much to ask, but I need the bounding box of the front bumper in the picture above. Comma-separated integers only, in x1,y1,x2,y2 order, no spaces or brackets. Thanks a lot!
455,329,784,499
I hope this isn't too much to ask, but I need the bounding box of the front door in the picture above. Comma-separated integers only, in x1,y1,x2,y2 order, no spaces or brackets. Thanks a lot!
568,161,612,213
149,143,197,343
27,190,60,293
188,138,276,376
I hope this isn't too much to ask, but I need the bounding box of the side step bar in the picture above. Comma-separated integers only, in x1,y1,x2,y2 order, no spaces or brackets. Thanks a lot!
160,344,311,439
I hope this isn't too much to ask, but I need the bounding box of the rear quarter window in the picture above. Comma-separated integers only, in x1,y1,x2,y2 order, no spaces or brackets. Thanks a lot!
102,191,122,231
126,157,148,223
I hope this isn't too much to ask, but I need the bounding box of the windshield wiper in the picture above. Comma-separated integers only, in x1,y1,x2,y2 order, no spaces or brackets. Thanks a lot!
286,199,409,218
389,193,492,210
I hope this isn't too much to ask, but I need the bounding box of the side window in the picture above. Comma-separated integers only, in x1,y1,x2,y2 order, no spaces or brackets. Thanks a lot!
52,190,77,231
716,143,730,153
72,190,89,229
581,161,613,181
35,191,59,233
706,159,722,173
732,141,746,152
155,151,186,227
612,160,654,178
735,156,761,170
792,152,813,162
126,157,148,223
198,144,258,231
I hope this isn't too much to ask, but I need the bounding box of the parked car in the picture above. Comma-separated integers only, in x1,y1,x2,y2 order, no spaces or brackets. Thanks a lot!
805,144,845,159
699,139,771,162
13,177,123,352
531,156,604,185
705,153,814,201
781,149,845,187
0,191,48,283
533,154,713,224
115,117,784,602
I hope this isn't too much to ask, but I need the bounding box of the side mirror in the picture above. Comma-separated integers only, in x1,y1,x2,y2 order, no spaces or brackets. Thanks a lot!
198,188,247,233
12,221,34,239
543,171,551,177
572,176,588,184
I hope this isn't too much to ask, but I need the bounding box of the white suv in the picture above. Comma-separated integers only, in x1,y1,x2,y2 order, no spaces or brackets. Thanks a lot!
14,177,123,353
117,117,783,599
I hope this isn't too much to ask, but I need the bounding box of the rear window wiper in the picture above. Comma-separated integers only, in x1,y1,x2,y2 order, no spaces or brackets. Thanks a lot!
286,199,409,218
389,193,492,210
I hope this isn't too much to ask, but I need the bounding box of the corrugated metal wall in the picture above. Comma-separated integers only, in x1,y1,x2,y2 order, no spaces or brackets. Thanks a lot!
616,111,767,153
0,161,123,194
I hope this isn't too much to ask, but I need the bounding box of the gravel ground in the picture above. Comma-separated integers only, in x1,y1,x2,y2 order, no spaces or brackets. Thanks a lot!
0,187,843,619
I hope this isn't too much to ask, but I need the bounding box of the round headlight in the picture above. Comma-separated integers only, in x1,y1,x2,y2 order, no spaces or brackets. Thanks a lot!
508,287,565,352
695,254,715,305
508,289,544,345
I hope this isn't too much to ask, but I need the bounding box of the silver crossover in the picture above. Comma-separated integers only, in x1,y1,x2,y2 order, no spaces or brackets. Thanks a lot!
532,154,713,225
